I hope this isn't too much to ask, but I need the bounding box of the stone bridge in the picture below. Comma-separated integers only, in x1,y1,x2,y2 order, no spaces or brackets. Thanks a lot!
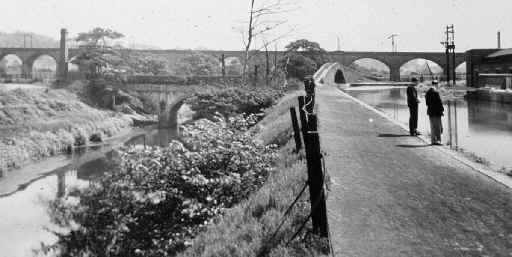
116,83,203,129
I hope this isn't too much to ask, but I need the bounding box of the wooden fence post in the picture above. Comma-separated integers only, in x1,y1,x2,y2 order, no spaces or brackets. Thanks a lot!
254,65,259,85
307,114,329,237
290,107,302,153
298,96,308,141
301,78,329,238
221,54,226,77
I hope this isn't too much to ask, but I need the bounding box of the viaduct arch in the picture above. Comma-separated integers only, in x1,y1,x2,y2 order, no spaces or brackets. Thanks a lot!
0,51,60,78
330,51,466,81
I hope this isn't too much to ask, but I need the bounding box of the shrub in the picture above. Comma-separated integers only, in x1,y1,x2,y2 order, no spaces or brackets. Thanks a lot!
280,53,318,80
89,132,103,142
44,116,277,257
185,87,282,121
177,141,327,257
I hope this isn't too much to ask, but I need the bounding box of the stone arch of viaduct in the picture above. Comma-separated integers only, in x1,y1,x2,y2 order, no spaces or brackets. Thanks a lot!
0,48,62,78
329,51,466,81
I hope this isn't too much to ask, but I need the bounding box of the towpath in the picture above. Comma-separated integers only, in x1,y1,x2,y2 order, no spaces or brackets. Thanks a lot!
317,84,512,256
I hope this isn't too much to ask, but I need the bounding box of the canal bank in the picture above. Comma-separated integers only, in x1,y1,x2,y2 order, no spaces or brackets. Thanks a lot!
316,84,512,256
0,86,137,174
0,124,179,257
0,127,145,197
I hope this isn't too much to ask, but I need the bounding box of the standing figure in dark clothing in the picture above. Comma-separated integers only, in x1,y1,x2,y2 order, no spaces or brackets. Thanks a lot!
425,81,444,145
406,78,420,136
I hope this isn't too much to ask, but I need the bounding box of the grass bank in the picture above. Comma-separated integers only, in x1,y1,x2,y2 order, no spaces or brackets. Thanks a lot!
0,86,132,172
178,90,328,257
38,87,327,256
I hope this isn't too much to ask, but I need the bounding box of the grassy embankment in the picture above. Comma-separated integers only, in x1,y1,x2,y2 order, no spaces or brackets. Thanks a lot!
0,87,132,172
40,86,329,256
178,91,328,257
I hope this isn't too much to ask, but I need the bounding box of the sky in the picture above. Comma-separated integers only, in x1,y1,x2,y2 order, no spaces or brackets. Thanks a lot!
1,0,511,52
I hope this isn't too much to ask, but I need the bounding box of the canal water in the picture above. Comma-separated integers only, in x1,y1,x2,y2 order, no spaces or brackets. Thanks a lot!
0,126,178,257
344,86,512,169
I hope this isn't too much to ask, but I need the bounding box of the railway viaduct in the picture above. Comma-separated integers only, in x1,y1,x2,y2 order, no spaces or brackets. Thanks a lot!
0,29,466,82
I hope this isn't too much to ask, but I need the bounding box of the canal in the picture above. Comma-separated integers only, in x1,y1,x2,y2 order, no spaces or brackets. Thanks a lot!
344,86,512,169
0,126,178,257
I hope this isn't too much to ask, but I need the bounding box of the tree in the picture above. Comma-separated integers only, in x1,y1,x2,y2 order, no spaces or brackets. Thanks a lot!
284,39,328,68
76,27,124,47
0,59,6,77
175,51,220,76
277,39,329,80
127,53,168,75
279,53,317,80
72,28,127,79
240,0,294,85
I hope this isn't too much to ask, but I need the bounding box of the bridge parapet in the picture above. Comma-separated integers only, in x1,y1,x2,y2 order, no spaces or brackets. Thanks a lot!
123,75,241,86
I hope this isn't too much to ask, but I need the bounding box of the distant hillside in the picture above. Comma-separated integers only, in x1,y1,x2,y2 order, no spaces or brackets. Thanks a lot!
0,31,59,48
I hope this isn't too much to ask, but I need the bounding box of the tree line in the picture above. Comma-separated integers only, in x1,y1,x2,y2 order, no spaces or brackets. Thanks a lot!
72,27,328,83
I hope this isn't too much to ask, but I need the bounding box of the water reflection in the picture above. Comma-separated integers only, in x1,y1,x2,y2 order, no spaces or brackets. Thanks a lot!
0,126,178,257
467,100,512,130
125,126,179,147
345,86,512,168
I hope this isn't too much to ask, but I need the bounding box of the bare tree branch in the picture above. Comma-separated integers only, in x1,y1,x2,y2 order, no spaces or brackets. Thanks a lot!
240,0,298,85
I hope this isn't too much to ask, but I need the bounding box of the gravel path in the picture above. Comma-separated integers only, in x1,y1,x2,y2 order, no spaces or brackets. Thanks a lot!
317,85,512,257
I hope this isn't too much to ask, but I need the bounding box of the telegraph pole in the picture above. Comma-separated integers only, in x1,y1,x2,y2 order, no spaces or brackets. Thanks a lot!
451,26,456,85
337,36,341,51
441,25,455,85
388,34,398,52
497,31,501,49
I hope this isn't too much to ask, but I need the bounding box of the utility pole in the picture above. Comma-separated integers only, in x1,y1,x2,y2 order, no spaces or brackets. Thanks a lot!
388,34,398,52
337,36,341,51
497,31,501,49
23,34,26,48
441,25,456,85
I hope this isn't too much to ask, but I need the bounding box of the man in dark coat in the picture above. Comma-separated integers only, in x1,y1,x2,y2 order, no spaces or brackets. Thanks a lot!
425,81,444,145
406,78,420,136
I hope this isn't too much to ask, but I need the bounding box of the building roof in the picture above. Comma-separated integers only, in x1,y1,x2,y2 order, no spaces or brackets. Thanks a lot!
487,48,512,58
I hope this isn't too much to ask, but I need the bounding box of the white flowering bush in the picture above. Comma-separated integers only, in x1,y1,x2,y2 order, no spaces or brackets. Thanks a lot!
46,116,277,257
184,87,282,121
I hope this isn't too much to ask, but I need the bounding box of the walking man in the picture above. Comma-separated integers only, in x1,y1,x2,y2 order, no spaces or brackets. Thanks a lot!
425,80,444,145
407,78,420,136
